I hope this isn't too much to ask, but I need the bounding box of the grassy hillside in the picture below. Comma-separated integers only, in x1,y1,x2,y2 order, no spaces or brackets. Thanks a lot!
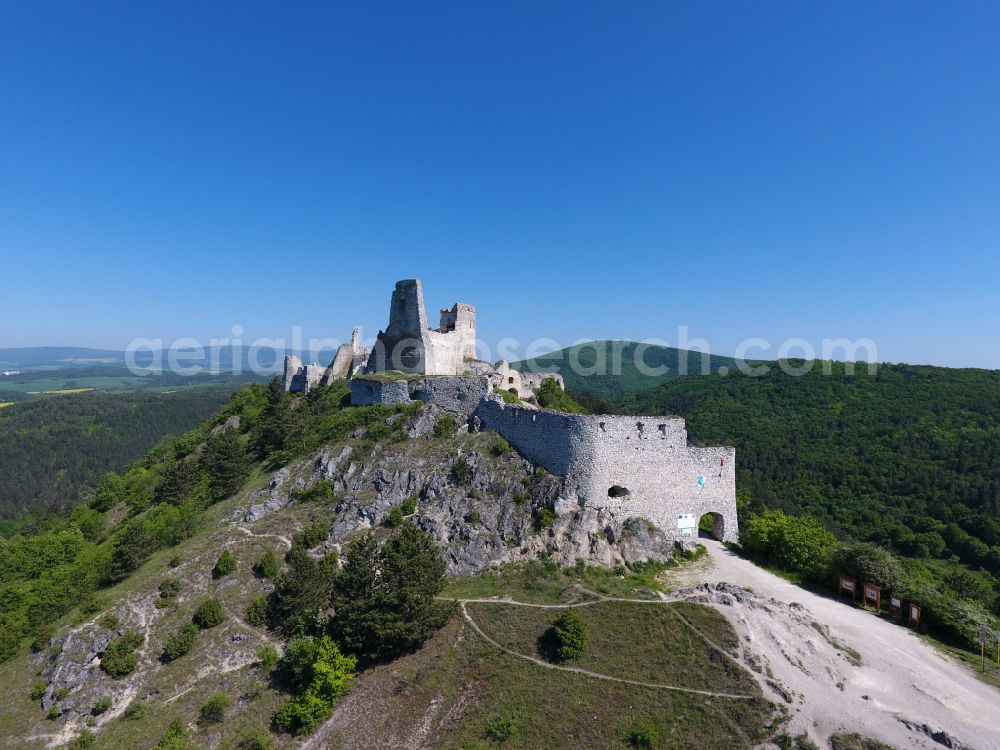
0,386,243,520
512,341,738,400
0,379,782,749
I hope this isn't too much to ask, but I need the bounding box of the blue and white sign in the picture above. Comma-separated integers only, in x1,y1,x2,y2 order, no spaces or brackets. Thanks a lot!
677,513,697,537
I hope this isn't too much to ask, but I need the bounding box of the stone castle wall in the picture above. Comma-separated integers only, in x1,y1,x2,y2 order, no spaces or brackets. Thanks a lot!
350,375,491,419
473,397,738,542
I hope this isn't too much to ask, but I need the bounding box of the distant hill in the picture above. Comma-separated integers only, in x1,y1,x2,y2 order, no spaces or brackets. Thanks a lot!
0,345,337,373
512,340,739,400
613,361,1000,576
0,386,241,519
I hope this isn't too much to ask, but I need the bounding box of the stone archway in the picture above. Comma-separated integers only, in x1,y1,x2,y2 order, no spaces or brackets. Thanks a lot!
699,512,725,541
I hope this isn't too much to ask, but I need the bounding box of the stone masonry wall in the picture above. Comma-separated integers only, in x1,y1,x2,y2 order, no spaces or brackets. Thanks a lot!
350,375,491,419
473,397,738,542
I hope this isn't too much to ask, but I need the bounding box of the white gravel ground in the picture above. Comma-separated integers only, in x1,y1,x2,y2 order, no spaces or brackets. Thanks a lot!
669,540,1000,750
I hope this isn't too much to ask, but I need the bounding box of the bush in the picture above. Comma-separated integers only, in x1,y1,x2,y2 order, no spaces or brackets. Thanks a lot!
490,436,512,456
383,505,405,528
434,415,456,439
741,509,836,580
484,714,521,743
291,480,336,504
294,522,329,550
156,718,196,749
274,636,356,735
213,549,237,578
256,548,282,579
193,598,225,629
47,704,61,720
202,429,250,501
30,679,47,701
199,690,232,724
121,700,144,721
831,542,902,591
99,613,120,630
67,731,95,749
158,577,182,600
496,388,520,404
101,630,144,678
245,595,270,628
92,696,113,714
236,730,273,750
627,723,663,749
551,609,588,661
535,378,585,413
401,497,418,515
534,507,557,530
163,622,198,661
451,457,473,486
258,644,279,671
53,686,70,700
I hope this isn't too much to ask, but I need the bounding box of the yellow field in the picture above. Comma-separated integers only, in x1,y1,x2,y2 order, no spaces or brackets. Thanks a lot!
42,388,95,395
0,402,13,408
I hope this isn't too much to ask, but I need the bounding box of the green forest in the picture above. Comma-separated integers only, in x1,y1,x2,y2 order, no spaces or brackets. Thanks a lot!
0,387,241,520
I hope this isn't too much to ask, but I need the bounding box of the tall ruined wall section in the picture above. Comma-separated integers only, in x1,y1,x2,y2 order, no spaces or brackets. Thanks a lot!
474,398,738,542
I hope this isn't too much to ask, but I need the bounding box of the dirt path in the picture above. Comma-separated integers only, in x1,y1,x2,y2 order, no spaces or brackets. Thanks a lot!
667,540,1000,750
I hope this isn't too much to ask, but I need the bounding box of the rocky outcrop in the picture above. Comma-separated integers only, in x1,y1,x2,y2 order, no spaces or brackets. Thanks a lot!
231,404,676,575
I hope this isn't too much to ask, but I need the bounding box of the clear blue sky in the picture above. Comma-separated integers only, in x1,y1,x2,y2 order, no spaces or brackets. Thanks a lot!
1,2,998,367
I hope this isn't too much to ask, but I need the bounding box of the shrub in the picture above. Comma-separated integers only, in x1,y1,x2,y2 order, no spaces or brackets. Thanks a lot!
245,595,269,628
256,548,281,579
213,549,237,578
291,480,336,504
168,554,182,568
67,731,95,749
30,679,47,701
158,577,182,600
534,507,557,530
484,714,521,743
199,690,232,724
163,622,198,661
121,700,144,721
236,730,273,750
551,609,587,661
627,723,663,749
53,686,70,700
490,436,512,456
741,509,836,580
451,458,473,486
401,497,418,515
101,630,144,678
535,378,585,413
434,415,456,439
202,429,250,501
47,704,61,720
193,598,225,629
831,542,902,591
92,696,113,715
155,718,196,749
257,644,279,672
274,636,356,735
99,613,120,630
294,522,329,550
383,505,405,528
496,388,520,404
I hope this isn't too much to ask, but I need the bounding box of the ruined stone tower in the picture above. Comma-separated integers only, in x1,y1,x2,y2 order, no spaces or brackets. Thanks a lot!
364,279,476,375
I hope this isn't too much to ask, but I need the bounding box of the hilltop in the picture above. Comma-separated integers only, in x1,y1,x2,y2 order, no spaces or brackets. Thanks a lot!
512,341,738,400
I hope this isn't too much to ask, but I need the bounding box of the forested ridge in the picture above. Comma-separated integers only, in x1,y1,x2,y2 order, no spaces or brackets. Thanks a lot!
614,362,1000,571
0,387,240,519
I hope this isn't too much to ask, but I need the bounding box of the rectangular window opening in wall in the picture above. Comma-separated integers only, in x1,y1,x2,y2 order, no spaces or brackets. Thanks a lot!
599,422,606,432
658,424,667,437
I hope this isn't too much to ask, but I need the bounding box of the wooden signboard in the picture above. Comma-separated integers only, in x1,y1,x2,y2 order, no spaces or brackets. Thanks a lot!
889,596,902,619
863,583,881,613
839,576,857,601
909,603,921,628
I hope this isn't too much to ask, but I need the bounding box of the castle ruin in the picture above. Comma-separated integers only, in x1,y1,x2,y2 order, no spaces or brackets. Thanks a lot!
284,278,738,544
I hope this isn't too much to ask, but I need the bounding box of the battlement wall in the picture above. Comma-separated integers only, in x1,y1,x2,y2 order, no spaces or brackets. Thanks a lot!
473,398,738,542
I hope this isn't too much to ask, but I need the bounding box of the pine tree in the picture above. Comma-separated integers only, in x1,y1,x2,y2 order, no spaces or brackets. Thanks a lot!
202,430,249,501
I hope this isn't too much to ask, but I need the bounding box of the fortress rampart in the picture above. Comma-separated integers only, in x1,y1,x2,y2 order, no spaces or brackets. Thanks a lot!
473,397,738,542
